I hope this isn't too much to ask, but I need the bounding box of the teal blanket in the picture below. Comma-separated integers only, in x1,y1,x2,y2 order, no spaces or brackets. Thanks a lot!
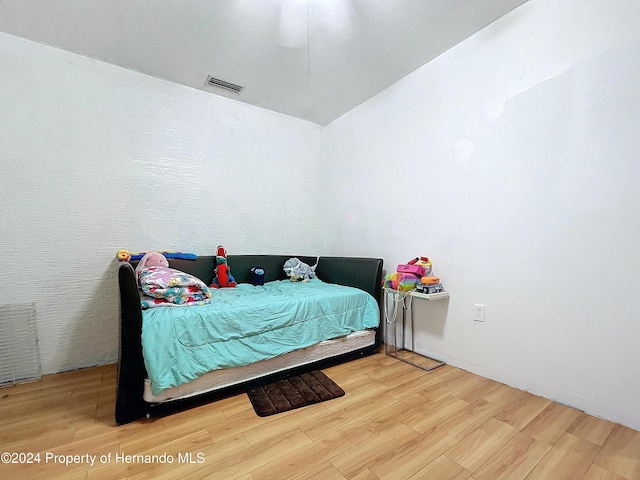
142,280,380,395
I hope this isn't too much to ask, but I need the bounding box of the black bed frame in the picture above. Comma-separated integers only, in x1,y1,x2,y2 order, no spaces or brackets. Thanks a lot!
116,254,383,425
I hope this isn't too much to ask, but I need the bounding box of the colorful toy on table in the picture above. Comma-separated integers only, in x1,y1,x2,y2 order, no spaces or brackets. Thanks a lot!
415,282,443,294
407,256,433,275
396,263,426,277
210,245,237,288
421,276,440,284
116,249,198,262
383,256,438,292
383,272,420,291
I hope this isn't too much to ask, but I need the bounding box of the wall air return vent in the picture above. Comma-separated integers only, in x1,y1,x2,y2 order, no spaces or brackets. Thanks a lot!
204,75,244,94
0,303,41,387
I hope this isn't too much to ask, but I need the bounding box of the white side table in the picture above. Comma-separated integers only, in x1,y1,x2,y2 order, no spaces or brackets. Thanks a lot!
383,288,450,372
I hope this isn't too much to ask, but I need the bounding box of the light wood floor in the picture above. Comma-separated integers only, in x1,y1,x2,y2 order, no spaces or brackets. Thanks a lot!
1,352,639,480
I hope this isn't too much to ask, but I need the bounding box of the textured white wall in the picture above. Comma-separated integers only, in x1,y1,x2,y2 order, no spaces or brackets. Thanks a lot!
0,33,324,375
324,0,640,429
4,0,640,432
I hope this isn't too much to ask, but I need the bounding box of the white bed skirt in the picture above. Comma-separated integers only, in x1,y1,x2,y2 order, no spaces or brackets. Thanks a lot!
143,329,376,403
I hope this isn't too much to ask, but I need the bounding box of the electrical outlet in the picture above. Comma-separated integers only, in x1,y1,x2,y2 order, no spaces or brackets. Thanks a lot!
473,304,485,322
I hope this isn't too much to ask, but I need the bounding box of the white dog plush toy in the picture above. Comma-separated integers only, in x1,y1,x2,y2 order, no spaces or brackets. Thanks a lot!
283,257,318,282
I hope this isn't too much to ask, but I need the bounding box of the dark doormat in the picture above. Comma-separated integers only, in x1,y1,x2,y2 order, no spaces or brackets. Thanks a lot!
246,370,345,417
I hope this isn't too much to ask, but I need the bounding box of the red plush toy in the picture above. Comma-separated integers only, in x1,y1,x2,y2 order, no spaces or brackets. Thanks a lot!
211,245,237,288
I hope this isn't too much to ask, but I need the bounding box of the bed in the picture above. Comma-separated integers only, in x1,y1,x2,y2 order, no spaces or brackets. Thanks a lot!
116,254,383,424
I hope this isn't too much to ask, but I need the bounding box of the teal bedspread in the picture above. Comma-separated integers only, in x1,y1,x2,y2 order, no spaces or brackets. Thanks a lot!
141,280,380,395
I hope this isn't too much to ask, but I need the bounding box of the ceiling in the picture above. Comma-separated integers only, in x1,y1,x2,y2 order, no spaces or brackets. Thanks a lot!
0,0,528,125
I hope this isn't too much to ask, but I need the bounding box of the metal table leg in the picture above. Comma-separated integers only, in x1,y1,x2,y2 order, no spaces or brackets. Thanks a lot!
384,289,446,372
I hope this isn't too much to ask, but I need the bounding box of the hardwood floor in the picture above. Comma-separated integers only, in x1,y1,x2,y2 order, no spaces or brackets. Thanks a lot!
1,352,639,480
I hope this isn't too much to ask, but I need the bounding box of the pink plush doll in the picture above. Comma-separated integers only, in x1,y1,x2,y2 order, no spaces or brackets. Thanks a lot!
135,252,169,281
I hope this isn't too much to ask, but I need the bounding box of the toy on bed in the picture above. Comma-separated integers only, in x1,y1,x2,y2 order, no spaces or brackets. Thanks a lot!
210,245,237,288
116,249,197,262
134,251,169,279
283,257,318,282
136,252,211,308
251,267,265,286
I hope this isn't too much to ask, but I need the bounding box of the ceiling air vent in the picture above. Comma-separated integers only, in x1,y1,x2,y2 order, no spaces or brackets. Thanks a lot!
204,75,244,94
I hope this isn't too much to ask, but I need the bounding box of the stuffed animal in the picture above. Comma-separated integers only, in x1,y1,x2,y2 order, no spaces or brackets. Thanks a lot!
251,267,265,286
134,252,170,282
116,249,197,262
283,257,318,282
210,245,237,288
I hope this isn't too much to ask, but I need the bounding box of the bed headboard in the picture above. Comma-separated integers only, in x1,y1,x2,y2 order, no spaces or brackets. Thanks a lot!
128,255,383,302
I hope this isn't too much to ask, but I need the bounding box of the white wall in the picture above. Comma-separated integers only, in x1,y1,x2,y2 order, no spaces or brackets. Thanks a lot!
0,33,324,376
3,0,640,432
324,0,640,430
